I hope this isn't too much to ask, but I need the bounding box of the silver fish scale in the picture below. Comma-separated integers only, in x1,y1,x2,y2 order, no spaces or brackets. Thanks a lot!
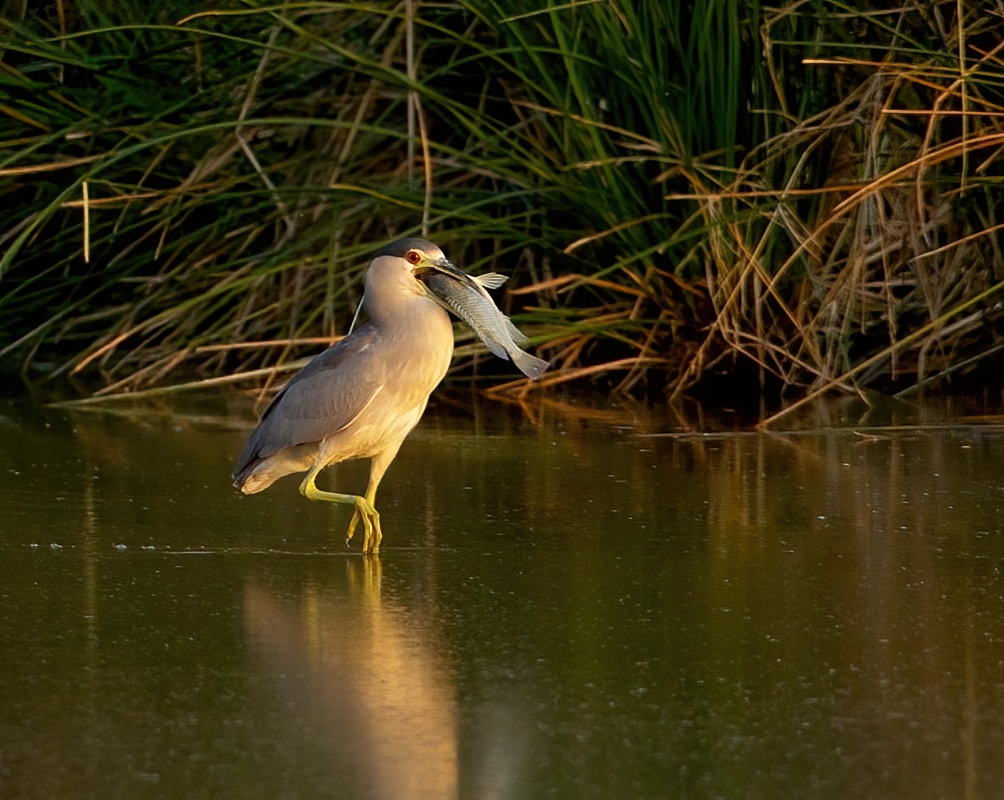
425,271,548,380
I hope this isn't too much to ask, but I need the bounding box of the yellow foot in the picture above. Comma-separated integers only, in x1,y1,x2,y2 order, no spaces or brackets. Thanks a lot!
345,498,382,554
297,473,383,554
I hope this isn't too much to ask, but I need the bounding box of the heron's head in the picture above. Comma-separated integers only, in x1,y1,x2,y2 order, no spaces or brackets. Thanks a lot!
373,237,479,288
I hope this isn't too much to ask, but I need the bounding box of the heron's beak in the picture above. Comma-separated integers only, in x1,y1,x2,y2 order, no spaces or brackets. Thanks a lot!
420,256,482,290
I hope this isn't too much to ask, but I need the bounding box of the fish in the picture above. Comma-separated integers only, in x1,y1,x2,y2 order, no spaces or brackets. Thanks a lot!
423,270,550,380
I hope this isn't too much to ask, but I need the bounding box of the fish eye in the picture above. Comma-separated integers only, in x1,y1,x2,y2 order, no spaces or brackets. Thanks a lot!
405,250,422,265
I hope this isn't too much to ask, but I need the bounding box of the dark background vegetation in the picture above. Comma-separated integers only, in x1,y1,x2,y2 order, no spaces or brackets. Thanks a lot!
1,0,1002,414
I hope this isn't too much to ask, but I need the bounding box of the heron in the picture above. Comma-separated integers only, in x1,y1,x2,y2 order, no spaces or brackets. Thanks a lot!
231,237,480,554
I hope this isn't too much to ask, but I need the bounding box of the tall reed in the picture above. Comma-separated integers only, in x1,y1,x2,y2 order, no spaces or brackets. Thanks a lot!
1,1,1001,411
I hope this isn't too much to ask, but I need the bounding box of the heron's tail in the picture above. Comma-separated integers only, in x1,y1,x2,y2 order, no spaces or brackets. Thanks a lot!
233,442,320,494
232,462,274,495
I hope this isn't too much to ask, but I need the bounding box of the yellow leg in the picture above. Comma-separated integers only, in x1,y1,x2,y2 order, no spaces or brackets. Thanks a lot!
344,447,399,554
299,465,382,554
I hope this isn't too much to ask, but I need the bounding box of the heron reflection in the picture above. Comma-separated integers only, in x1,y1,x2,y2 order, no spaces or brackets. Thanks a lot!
243,558,457,799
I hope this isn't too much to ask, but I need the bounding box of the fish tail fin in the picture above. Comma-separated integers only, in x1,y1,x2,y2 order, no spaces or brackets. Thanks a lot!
511,349,550,380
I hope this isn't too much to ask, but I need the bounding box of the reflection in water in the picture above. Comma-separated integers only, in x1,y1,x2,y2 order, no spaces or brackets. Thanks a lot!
243,559,458,799
2,403,1004,798
82,468,98,664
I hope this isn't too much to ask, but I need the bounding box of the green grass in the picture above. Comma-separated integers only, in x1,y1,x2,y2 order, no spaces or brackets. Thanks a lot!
1,0,1002,413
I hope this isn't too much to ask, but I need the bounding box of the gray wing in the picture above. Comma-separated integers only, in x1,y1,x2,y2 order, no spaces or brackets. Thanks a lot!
233,324,386,479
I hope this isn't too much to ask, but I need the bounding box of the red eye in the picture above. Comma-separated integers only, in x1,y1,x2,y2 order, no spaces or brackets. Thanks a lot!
406,250,422,265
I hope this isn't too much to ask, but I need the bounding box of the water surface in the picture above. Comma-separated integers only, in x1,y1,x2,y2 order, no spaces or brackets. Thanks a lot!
1,399,1004,798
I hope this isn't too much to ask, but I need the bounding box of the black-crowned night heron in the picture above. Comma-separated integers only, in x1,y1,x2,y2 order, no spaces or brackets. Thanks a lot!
231,238,478,554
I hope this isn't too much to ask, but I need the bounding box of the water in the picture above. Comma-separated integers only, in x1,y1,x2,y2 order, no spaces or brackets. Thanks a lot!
2,399,1004,798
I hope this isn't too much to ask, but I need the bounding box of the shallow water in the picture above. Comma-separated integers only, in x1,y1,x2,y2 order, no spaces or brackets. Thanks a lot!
2,399,1004,798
